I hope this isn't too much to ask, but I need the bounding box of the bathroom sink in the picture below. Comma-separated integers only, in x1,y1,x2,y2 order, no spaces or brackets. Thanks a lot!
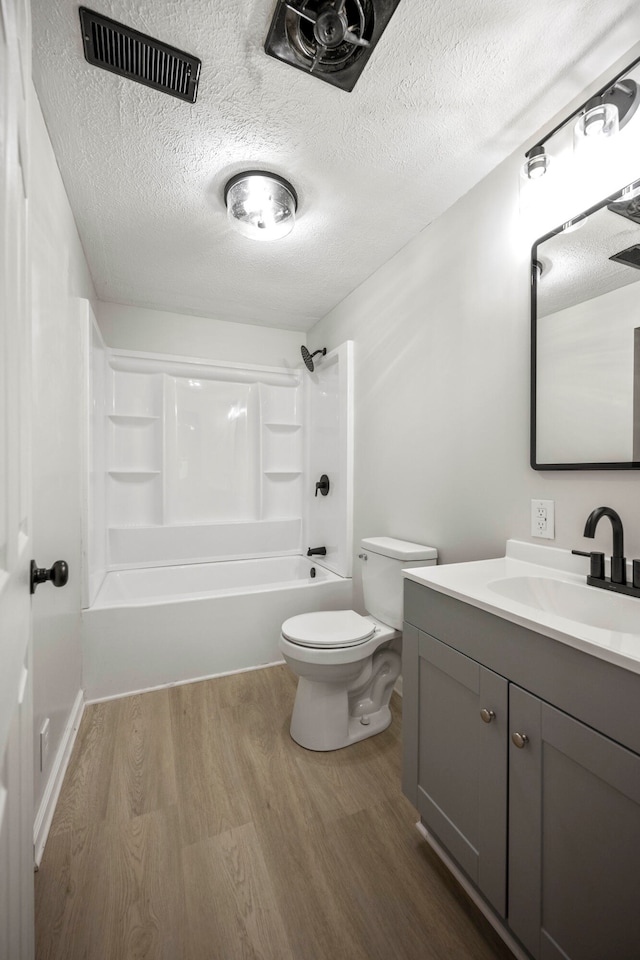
402,539,640,674
487,575,640,635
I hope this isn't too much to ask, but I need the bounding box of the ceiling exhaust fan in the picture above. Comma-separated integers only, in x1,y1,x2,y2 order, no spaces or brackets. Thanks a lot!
264,0,402,92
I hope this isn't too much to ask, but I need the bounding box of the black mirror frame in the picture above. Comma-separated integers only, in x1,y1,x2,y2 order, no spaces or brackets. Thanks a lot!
531,179,640,471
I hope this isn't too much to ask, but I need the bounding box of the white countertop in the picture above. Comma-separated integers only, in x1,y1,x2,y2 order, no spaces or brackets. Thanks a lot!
403,539,640,675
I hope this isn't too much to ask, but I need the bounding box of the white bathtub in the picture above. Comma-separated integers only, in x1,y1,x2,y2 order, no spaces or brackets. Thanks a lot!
82,556,352,701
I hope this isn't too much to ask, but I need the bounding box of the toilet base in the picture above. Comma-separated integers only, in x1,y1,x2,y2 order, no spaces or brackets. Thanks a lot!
289,674,395,752
290,650,400,751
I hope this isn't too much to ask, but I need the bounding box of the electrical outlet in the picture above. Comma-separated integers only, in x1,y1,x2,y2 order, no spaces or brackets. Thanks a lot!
40,718,50,772
531,499,555,539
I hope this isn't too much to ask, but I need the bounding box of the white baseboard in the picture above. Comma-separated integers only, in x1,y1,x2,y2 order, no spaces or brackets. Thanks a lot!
34,689,85,868
415,821,529,960
84,659,285,705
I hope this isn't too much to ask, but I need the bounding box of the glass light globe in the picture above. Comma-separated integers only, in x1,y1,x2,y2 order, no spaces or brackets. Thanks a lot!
575,101,619,141
225,173,297,241
521,146,550,180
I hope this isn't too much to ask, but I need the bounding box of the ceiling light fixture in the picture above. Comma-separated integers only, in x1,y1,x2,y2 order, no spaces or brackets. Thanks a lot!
523,61,640,179
224,172,298,241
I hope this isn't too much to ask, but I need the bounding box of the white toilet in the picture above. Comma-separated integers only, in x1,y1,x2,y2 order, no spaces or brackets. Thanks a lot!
280,537,437,751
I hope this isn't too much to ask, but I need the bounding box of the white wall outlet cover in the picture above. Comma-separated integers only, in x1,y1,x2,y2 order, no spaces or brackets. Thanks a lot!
531,499,555,540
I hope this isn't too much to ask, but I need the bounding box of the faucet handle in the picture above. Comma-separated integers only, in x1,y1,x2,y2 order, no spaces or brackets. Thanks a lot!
572,549,605,580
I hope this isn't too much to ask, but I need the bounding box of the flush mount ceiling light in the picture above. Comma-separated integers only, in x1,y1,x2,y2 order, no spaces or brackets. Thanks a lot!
224,172,298,241
522,62,640,180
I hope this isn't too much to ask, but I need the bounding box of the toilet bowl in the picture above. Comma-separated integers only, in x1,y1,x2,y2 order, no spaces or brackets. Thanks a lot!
280,537,437,751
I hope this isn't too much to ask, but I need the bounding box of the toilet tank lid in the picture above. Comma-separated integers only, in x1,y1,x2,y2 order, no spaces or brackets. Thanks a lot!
360,537,437,561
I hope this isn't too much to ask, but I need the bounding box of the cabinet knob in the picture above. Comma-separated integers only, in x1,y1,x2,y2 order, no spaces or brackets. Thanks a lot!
480,708,496,723
512,731,529,749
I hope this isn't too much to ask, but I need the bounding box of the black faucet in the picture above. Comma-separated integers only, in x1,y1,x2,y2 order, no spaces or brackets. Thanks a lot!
307,546,327,557
572,506,640,597
583,506,626,584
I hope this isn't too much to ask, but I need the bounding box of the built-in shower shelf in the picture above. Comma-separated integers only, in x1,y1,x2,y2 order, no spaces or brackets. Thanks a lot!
263,470,302,476
108,470,161,479
262,422,302,430
108,414,160,424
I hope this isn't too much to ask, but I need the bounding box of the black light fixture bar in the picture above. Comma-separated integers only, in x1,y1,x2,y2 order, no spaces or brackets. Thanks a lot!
524,51,640,159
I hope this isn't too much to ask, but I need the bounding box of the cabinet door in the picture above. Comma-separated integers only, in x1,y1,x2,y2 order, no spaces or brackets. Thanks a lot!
509,685,640,960
413,631,508,916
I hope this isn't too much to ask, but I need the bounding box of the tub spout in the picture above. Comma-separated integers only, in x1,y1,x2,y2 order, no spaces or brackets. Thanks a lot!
307,546,327,556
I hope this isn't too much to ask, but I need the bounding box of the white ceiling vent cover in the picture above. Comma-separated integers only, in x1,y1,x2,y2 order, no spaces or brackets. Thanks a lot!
79,7,201,103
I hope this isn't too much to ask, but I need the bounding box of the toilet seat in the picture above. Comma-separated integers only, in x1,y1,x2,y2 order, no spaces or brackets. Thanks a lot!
281,610,376,648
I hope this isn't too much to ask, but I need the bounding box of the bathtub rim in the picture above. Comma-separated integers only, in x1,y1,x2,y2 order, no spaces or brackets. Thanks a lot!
89,555,349,611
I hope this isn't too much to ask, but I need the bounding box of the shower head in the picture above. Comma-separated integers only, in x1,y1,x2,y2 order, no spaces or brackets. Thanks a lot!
301,346,327,372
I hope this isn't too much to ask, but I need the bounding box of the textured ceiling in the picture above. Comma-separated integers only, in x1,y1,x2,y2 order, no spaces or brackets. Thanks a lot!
32,0,640,331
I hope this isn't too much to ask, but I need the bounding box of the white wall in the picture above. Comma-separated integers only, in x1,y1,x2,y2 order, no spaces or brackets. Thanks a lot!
96,301,304,368
309,146,640,608
30,85,96,820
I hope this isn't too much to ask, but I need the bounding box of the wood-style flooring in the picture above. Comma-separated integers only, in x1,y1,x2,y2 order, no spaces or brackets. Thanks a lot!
35,665,514,960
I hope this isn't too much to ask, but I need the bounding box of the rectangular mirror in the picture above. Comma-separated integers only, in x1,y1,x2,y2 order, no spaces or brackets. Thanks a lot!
531,177,640,469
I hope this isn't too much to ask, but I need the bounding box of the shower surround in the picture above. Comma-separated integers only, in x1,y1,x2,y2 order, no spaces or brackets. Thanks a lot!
81,305,353,700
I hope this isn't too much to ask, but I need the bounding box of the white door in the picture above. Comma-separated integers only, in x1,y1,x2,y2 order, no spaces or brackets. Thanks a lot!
0,0,35,957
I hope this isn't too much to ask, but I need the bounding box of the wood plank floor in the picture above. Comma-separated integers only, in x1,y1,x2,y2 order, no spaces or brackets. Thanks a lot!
35,665,515,960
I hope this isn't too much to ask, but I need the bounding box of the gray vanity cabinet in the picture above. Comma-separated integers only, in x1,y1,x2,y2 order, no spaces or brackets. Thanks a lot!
403,580,640,960
407,628,508,916
509,685,640,960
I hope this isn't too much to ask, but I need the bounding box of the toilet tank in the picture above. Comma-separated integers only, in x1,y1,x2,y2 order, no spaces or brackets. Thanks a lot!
360,537,437,629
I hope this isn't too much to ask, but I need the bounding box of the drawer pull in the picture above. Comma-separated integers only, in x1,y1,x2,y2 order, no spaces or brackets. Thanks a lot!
512,731,529,749
480,708,496,723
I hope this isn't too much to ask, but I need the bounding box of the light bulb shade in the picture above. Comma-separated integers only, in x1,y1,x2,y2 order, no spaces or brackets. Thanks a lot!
562,215,586,233
575,99,619,141
620,179,640,201
522,145,550,180
225,172,297,241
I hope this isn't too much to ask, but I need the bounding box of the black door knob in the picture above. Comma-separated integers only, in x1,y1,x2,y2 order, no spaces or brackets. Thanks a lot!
30,559,69,594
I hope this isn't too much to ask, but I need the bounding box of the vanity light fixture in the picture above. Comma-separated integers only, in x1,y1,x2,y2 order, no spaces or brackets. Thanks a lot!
575,81,639,142
521,144,550,180
620,178,640,201
574,97,619,141
523,61,640,179
224,171,298,241
561,214,586,233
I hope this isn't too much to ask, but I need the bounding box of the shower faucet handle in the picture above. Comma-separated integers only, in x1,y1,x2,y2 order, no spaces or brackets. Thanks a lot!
314,474,330,497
